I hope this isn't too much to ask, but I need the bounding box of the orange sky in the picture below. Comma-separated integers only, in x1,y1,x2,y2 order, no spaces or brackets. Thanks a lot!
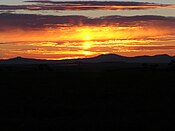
0,23,175,60
0,1,175,60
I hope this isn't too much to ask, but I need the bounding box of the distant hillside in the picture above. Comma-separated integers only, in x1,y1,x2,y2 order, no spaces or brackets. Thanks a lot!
77,54,175,63
0,54,175,64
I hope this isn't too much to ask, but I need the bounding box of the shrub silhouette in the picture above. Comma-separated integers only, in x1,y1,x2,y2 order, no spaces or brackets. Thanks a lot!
149,64,159,73
142,63,158,72
168,60,175,72
37,64,53,71
142,63,148,69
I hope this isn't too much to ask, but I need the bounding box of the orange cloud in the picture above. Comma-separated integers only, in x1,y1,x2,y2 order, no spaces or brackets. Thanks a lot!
0,14,175,59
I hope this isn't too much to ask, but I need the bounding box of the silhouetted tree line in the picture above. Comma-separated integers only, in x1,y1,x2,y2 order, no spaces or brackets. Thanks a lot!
142,60,175,73
37,64,53,71
141,63,159,73
167,60,175,72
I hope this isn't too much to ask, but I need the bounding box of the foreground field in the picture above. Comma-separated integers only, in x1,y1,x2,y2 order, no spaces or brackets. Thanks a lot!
0,63,174,130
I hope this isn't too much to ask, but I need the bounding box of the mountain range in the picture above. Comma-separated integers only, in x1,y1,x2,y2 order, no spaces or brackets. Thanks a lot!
0,54,174,64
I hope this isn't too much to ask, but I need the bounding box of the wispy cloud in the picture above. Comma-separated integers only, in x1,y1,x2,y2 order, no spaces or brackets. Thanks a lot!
1,14,174,45
0,1,174,11
0,12,175,59
1,14,175,29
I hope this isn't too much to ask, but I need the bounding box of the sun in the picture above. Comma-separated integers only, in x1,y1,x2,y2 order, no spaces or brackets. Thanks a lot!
83,41,93,49
79,27,94,41
82,51,92,56
77,27,99,55
84,33,92,41
80,29,94,49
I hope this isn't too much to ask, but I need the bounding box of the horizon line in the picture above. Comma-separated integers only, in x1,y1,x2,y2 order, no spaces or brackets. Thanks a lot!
0,53,174,61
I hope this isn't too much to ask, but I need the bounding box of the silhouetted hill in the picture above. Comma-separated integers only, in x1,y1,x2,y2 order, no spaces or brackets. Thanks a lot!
0,56,46,64
128,54,173,63
8,57,40,62
78,54,175,63
0,54,174,64
86,54,127,62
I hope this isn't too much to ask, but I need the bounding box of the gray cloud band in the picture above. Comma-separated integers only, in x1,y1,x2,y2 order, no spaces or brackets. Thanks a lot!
0,14,175,30
0,1,174,11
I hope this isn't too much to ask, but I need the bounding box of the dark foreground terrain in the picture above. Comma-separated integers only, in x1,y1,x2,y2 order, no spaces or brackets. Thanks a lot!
0,63,175,130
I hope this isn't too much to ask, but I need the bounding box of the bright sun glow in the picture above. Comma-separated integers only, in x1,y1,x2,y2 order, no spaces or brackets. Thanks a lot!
83,34,92,41
0,25,175,60
83,41,93,50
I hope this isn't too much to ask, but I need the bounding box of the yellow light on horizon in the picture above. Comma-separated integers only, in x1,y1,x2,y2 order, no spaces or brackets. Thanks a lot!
83,34,92,41
1,24,174,60
82,51,92,56
82,41,93,49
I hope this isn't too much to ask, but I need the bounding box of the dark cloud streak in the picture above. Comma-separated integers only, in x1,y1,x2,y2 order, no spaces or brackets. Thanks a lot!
0,13,175,30
0,1,174,11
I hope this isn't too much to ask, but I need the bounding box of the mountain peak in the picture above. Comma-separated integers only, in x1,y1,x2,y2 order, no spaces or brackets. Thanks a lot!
0,54,174,64
98,54,122,57
87,54,126,63
6,56,40,63
154,54,171,57
14,56,23,59
9,56,30,61
94,54,125,58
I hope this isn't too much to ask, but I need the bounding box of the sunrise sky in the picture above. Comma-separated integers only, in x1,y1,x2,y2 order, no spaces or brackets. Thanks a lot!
0,0,175,60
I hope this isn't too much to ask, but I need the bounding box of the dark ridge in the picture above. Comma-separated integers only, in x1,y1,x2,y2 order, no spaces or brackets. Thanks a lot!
0,54,175,64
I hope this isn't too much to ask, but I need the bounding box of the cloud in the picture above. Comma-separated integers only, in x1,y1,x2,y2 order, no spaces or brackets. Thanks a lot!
0,1,174,11
0,13,175,59
0,13,175,31
0,13,88,30
0,14,175,43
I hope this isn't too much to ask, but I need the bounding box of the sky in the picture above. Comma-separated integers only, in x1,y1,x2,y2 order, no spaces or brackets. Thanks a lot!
0,0,175,60
0,0,175,5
